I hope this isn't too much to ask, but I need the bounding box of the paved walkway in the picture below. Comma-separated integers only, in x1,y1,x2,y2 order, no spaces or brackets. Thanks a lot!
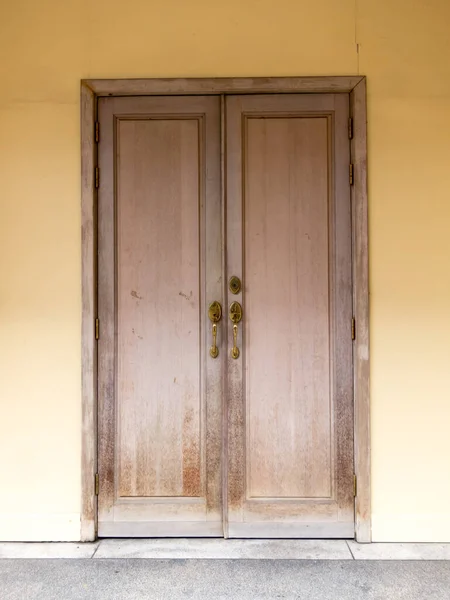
1,541,449,599
1,558,450,599
2,539,450,560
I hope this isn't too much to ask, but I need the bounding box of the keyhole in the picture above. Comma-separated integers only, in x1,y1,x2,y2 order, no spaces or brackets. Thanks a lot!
229,276,242,295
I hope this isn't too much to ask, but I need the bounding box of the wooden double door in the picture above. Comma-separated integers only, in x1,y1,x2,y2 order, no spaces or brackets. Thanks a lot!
97,93,354,538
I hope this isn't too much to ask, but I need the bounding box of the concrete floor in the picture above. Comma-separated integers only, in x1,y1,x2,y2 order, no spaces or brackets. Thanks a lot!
2,539,450,559
1,559,450,599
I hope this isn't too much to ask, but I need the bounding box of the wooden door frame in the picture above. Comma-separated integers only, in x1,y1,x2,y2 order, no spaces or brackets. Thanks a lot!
80,76,370,542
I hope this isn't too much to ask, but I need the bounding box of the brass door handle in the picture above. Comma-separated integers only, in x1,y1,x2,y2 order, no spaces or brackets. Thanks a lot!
210,323,219,358
208,301,222,358
231,324,239,359
229,301,243,359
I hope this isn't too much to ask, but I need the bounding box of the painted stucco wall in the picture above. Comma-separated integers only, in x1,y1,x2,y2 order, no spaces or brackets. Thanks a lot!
1,0,449,541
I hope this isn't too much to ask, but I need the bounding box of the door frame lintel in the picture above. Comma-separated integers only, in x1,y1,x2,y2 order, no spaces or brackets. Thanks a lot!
81,76,370,542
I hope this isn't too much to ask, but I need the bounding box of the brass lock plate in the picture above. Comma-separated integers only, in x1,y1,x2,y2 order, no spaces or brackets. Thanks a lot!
229,276,242,295
229,301,243,324
208,301,222,323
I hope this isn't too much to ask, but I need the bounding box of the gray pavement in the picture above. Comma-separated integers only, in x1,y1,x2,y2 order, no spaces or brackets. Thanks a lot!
1,559,450,600
3,539,450,560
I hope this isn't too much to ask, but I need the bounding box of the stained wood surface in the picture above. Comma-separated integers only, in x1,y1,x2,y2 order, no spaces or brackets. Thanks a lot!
226,94,354,537
220,95,230,538
80,83,97,541
97,96,222,536
351,79,371,542
117,118,201,498
245,116,331,499
84,76,364,97
228,522,354,538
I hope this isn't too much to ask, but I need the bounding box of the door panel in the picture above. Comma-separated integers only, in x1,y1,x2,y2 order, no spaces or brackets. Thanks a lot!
226,94,354,538
97,96,222,537
245,116,331,501
117,119,201,499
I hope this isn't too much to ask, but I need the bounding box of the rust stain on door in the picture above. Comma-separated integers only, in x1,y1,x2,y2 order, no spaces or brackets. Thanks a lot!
182,405,201,497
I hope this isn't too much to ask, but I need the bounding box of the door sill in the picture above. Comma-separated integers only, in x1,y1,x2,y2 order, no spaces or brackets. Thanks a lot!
93,538,354,559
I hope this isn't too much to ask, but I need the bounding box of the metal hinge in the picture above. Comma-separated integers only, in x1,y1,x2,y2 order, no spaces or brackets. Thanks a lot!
348,117,353,139
351,317,356,340
95,318,100,340
95,167,100,189
95,473,99,496
95,121,100,143
349,164,354,186
354,474,357,497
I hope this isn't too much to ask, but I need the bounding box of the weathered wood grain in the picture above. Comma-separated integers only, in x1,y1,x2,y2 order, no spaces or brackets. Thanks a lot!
351,78,371,543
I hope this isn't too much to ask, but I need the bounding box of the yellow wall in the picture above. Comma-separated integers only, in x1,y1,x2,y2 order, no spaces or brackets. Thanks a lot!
1,0,449,541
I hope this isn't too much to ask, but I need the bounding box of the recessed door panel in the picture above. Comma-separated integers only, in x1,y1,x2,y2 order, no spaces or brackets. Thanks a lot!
245,116,331,500
117,118,201,499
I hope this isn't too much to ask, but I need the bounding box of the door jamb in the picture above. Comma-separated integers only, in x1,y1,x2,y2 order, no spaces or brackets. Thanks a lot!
80,76,370,542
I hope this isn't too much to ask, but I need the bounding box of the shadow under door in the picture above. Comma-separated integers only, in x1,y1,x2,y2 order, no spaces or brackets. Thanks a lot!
97,93,354,538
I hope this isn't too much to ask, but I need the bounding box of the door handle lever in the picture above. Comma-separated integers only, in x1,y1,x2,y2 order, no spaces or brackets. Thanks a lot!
208,301,222,358
229,301,243,359
210,323,219,358
231,324,239,359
